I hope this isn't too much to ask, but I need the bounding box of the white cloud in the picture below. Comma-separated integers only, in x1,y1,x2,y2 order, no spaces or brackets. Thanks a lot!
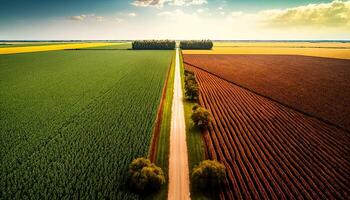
128,12,137,17
132,0,207,8
68,14,106,22
260,0,350,27
68,15,87,21
197,8,204,13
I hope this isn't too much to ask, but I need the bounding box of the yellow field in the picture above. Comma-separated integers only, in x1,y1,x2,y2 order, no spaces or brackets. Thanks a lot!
214,42,350,48
183,42,350,60
0,43,115,54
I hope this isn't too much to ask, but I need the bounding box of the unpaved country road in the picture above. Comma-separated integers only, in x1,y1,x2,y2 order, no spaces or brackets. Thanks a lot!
168,48,190,200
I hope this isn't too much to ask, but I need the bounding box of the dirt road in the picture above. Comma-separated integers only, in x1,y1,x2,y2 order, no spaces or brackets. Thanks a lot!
167,48,190,200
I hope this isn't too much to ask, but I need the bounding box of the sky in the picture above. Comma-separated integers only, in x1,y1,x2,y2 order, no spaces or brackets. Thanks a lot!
0,0,349,40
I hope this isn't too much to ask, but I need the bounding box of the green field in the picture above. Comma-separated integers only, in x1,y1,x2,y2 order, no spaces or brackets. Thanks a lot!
0,48,173,199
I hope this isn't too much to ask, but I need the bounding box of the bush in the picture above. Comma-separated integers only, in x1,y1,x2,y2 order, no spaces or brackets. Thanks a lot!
191,106,212,129
132,40,176,50
192,160,226,189
180,40,213,49
129,157,165,192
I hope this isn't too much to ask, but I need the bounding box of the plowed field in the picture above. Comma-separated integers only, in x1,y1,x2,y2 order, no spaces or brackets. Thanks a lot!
185,64,350,200
183,54,350,131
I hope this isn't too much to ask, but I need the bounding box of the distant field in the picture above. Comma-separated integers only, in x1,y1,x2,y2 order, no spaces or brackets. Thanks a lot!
183,54,350,131
185,64,350,200
0,42,75,48
183,42,350,59
0,49,173,199
214,42,350,48
0,43,118,54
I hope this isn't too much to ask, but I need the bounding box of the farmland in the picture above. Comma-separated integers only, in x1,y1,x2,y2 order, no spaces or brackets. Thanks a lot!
183,42,350,59
0,48,173,199
185,64,350,199
0,43,116,54
183,54,350,131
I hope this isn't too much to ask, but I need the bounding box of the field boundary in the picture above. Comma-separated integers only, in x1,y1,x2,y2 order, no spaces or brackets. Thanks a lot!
184,61,350,134
149,52,175,162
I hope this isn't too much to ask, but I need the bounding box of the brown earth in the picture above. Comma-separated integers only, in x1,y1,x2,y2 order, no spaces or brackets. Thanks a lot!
185,64,350,200
183,54,350,131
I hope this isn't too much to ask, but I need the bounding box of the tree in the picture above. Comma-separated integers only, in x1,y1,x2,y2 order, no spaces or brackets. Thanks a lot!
129,157,165,192
185,81,199,100
192,160,226,189
191,106,212,129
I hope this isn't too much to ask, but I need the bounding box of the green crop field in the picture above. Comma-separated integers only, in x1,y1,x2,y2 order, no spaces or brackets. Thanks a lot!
0,48,173,199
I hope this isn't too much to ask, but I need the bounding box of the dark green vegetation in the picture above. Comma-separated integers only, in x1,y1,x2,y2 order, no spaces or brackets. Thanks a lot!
191,106,212,130
192,160,226,189
132,40,176,50
180,40,213,50
184,70,199,100
129,158,165,192
0,48,173,199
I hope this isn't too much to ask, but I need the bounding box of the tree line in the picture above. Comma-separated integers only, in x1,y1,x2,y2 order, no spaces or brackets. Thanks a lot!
180,40,213,49
132,40,213,50
132,40,176,50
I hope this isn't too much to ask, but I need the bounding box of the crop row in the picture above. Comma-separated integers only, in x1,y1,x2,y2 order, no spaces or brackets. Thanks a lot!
183,54,350,131
185,64,350,200
0,50,173,199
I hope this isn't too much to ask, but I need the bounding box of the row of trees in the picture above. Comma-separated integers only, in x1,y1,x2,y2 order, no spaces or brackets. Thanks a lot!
131,40,213,50
129,158,226,193
180,40,213,49
184,70,199,100
132,40,176,50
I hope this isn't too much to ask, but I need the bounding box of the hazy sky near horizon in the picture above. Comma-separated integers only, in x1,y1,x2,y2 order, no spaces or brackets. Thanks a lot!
0,0,349,40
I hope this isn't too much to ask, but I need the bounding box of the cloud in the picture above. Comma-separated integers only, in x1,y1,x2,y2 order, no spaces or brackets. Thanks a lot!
132,0,207,8
68,14,106,22
261,0,350,27
68,15,87,21
128,12,137,17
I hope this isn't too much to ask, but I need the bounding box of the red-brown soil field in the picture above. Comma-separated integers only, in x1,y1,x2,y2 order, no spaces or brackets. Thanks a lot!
185,64,350,200
183,54,350,131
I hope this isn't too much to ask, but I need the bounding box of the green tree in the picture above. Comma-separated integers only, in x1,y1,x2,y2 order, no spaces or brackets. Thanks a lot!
192,160,226,189
191,106,212,129
185,82,199,100
129,157,165,192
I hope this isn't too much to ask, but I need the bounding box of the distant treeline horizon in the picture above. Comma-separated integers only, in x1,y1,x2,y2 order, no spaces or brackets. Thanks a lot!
1,40,350,43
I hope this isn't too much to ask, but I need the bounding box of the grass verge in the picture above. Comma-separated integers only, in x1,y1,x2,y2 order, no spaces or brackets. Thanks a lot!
146,51,176,200
179,50,212,200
